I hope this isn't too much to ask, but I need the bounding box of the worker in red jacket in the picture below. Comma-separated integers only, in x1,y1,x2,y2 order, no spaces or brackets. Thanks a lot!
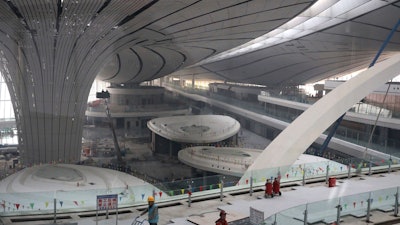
215,210,228,225
273,177,281,196
265,179,273,198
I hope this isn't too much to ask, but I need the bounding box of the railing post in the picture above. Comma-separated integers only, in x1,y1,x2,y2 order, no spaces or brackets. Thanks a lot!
249,176,253,196
302,168,306,186
336,199,342,225
272,214,277,225
303,204,308,225
188,184,192,207
325,164,330,184
366,192,372,223
395,187,399,217
220,178,224,201
347,163,351,179
368,156,372,176
53,197,57,223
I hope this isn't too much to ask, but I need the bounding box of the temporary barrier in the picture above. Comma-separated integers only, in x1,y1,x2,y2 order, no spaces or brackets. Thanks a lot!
328,177,336,187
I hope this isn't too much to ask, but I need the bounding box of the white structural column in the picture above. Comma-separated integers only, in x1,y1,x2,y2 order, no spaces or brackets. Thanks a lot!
0,1,106,165
240,54,400,183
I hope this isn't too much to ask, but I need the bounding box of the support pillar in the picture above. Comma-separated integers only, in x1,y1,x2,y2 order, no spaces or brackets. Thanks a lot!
169,141,173,158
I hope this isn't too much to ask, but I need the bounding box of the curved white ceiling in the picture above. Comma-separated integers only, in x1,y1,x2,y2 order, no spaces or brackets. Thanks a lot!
1,0,399,88
94,0,318,83
171,1,400,86
95,0,400,86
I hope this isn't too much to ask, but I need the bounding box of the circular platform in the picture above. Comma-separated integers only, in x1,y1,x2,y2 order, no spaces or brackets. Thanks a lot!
147,115,240,143
0,164,161,216
0,164,147,193
178,146,259,176
178,146,347,177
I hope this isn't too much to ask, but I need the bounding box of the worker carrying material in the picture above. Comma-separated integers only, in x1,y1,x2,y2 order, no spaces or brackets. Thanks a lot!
265,179,273,198
273,177,282,196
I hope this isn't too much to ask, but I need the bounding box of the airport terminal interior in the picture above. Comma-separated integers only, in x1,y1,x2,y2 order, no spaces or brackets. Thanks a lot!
0,1,400,225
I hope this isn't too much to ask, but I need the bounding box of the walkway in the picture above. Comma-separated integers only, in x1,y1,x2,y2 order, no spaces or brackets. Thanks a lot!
3,170,400,225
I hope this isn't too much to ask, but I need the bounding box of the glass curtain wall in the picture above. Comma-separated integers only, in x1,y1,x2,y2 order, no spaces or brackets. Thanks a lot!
0,73,13,120
0,75,110,120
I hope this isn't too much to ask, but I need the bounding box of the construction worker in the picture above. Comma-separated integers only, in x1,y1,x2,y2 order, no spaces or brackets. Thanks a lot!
215,210,228,225
140,196,159,225
273,177,281,196
265,179,273,198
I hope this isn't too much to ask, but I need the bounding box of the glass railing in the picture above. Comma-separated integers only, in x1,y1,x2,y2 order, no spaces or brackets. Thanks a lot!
87,103,189,113
0,118,15,122
164,84,400,156
263,186,399,225
334,126,400,158
179,83,400,122
264,91,400,119
1,154,398,216
265,92,314,104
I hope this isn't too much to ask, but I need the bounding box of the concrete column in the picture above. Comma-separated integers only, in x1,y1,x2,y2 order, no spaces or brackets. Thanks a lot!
169,141,173,158
235,133,238,146
151,132,155,153
180,76,184,87
379,127,388,151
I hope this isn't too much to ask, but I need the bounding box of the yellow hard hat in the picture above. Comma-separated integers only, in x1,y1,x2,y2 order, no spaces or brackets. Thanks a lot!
147,196,155,202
